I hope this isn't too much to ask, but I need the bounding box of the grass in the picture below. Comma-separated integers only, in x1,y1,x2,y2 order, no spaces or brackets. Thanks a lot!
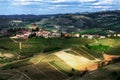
18,65,47,80
0,58,31,70
1,37,120,67
88,38,120,56
65,50,80,56
0,37,93,56
87,45,109,52
0,37,120,80
81,62,120,80
90,38,120,47
35,62,68,80
79,28,103,35
71,46,95,60
41,54,73,76
0,70,17,80
0,38,19,51
80,46,103,59
107,46,120,55
19,37,93,56
65,47,103,59
0,49,16,54
50,61,74,76
0,57,17,64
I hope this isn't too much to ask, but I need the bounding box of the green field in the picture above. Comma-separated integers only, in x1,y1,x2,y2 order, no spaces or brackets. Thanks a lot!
86,45,109,52
89,38,120,56
0,37,120,64
0,37,117,60
40,54,73,76
90,38,120,47
0,37,120,80
71,46,95,60
0,38,19,51
107,46,120,55
81,62,120,80
0,58,31,70
50,61,73,76
78,28,106,35
0,37,93,57
80,46,103,59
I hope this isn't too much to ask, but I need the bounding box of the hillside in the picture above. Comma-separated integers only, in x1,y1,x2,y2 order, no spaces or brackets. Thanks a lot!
79,62,120,80
39,14,97,32
38,10,120,33
0,10,120,33
85,10,120,33
0,37,120,80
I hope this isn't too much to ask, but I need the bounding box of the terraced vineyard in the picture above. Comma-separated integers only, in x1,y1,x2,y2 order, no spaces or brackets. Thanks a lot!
71,46,96,60
43,54,73,76
54,49,99,71
16,62,68,80
107,46,120,55
35,62,68,80
79,46,103,59
0,61,68,80
0,38,120,80
18,64,47,80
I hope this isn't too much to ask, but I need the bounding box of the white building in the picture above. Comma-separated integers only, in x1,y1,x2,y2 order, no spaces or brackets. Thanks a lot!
100,36,106,39
81,34,94,39
72,34,80,38
51,33,61,37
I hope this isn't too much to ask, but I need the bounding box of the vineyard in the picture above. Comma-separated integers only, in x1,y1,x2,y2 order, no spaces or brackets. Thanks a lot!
0,38,120,80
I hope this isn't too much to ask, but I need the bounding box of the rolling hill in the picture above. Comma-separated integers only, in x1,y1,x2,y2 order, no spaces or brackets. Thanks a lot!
0,10,120,33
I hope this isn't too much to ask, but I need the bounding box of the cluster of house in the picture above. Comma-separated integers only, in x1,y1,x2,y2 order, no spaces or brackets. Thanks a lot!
15,29,80,39
13,23,80,39
81,34,106,39
81,33,120,39
1,26,120,39
1,22,120,39
113,34,120,37
36,29,65,38
16,30,32,38
8,27,120,39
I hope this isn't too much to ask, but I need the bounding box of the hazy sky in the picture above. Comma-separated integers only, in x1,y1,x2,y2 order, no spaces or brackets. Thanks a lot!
0,0,120,15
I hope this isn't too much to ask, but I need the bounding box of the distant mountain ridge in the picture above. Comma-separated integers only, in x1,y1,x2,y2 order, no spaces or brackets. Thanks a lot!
84,10,120,29
0,10,120,32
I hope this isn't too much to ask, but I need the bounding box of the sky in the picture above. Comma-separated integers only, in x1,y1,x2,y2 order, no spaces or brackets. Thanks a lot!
0,0,120,15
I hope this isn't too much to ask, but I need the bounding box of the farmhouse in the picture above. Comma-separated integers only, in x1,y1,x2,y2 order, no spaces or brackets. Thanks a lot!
117,34,120,37
81,34,94,39
36,30,51,38
16,34,25,38
72,34,80,38
51,32,61,37
100,36,106,39
61,33,72,37
113,34,120,37
107,34,112,37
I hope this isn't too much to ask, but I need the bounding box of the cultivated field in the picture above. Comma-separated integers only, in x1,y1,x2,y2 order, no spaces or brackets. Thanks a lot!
16,62,68,80
54,49,98,71
41,54,73,76
81,62,120,80
0,70,30,80
0,38,120,80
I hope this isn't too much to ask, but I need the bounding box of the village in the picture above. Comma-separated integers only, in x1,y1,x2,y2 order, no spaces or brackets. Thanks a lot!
0,20,120,39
